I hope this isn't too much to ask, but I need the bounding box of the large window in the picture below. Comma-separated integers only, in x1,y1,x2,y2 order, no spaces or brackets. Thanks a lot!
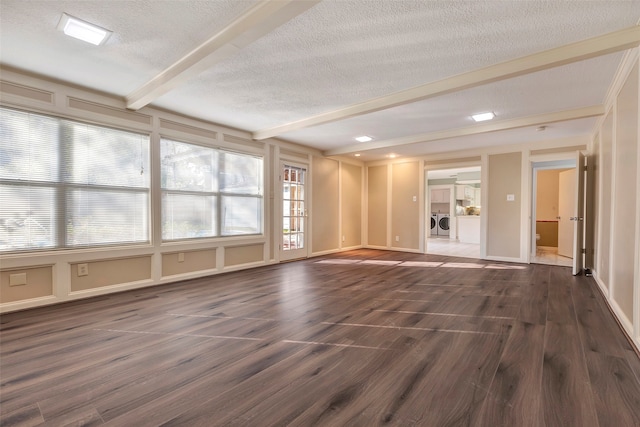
0,107,150,252
161,138,263,240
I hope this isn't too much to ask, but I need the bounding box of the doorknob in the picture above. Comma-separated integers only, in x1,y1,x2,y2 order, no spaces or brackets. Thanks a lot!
570,217,577,221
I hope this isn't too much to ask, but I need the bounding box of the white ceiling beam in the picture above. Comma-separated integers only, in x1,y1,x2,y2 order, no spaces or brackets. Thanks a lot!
324,105,605,156
253,25,640,140
126,0,321,110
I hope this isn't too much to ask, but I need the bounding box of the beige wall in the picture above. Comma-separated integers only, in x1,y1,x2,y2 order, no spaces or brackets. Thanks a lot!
585,133,599,269
536,170,560,221
0,266,53,303
341,162,362,247
487,152,522,259
536,221,558,247
71,256,152,292
311,156,340,253
431,203,450,214
162,249,216,277
610,61,638,322
391,162,420,250
225,244,264,267
598,111,614,288
367,165,388,247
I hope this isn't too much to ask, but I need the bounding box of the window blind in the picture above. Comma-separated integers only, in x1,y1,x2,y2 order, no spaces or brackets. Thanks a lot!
0,107,150,252
160,138,263,240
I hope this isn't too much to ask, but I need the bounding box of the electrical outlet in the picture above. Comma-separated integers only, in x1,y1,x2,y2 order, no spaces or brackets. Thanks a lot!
342,235,345,242
395,235,400,242
506,194,515,201
77,263,89,277
178,252,185,263
9,273,27,286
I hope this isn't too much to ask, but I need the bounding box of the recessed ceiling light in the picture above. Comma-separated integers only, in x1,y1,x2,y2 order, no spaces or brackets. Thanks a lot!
355,135,373,143
57,13,112,45
471,112,495,122
388,154,397,159
354,153,361,157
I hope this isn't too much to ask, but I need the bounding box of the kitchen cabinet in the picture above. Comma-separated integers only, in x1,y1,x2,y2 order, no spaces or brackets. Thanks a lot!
455,185,474,201
475,187,481,206
457,216,480,243
430,188,450,203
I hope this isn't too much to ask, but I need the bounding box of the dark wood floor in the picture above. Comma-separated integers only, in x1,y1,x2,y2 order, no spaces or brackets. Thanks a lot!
2,249,640,426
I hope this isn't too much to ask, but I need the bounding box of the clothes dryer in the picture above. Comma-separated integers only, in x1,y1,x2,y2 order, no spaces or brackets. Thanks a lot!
437,214,450,236
430,213,438,235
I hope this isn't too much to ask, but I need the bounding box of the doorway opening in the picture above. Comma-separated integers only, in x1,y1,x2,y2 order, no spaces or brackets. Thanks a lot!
530,159,577,268
425,166,481,259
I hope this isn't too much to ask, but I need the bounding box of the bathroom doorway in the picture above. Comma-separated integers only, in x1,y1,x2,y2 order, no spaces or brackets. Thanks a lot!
530,159,576,267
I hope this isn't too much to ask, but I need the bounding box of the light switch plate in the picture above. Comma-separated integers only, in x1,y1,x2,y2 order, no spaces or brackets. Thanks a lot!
506,194,515,201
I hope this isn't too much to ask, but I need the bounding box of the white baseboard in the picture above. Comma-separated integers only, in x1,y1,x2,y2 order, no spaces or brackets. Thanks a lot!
593,270,610,298
0,295,59,314
364,244,391,250
609,296,635,340
592,269,638,354
362,245,422,254
485,255,527,264
222,260,271,273
310,245,362,258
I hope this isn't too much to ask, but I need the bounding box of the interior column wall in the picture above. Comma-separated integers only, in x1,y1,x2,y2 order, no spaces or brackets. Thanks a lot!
310,156,340,254
367,165,389,247
310,156,364,255
391,161,421,250
340,161,363,249
486,152,522,261
366,161,421,252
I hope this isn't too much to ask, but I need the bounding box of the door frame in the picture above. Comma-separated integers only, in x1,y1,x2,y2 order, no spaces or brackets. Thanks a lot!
529,154,580,269
424,161,482,255
279,160,309,262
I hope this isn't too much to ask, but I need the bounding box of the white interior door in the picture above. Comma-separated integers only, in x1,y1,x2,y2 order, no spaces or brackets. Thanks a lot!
572,152,585,276
280,162,308,261
558,168,575,259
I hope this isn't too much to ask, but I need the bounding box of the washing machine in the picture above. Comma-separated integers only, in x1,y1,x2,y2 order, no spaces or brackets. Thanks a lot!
430,213,438,235
437,214,450,236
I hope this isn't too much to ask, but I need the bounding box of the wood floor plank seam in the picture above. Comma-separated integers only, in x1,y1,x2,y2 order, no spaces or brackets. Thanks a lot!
280,340,390,350
91,328,265,341
364,308,515,320
317,321,502,335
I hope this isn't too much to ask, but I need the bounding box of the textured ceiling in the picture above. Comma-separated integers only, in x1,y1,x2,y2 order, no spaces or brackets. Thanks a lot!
1,0,639,160
0,0,255,94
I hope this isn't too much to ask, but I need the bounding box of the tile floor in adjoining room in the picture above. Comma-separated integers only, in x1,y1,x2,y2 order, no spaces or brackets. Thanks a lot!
427,236,480,259
531,245,573,267
427,239,573,268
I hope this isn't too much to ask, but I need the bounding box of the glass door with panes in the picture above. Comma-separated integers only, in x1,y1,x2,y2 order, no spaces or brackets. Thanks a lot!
280,163,308,261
